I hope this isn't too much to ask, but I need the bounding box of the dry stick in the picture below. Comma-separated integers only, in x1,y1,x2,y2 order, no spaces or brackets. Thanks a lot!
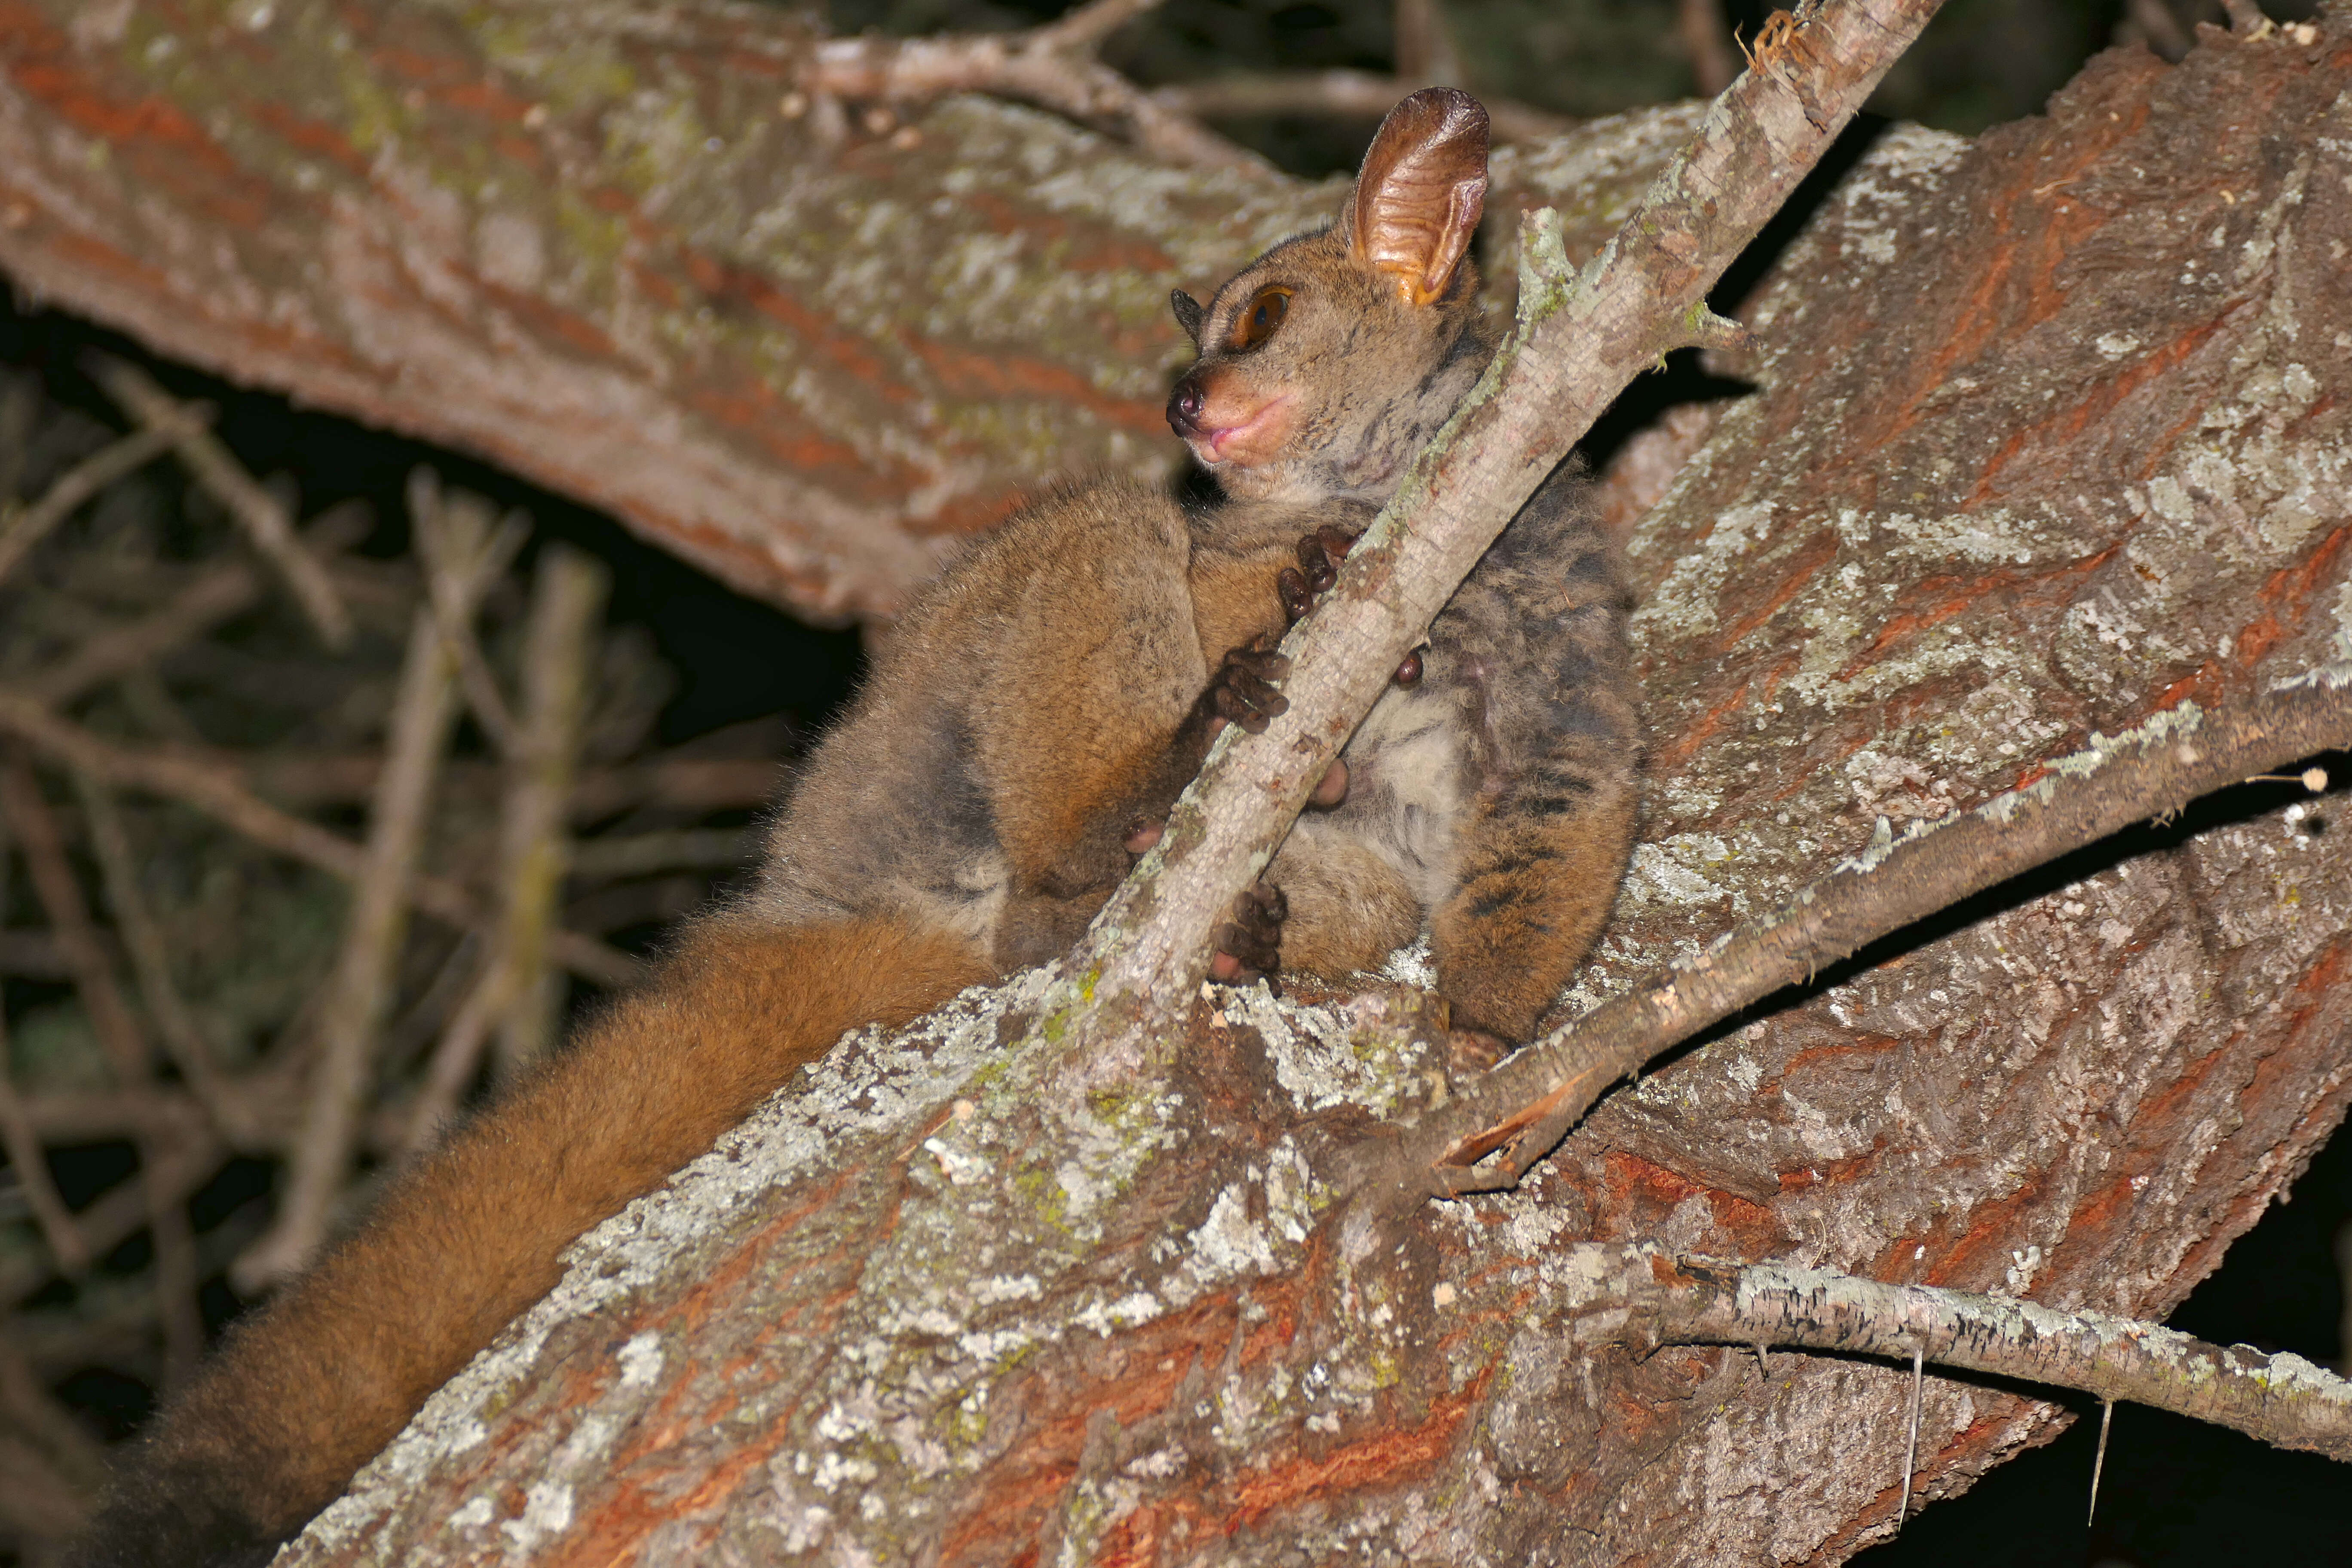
0,755,148,1084
2220,0,2271,35
0,418,199,586
489,545,606,1078
2126,0,2194,59
26,499,372,710
72,772,257,1148
405,547,607,1142
0,1026,92,1275
566,828,756,879
0,691,642,988
1360,669,2352,1203
1154,73,1572,143
1678,0,1741,95
236,493,491,1289
0,374,34,505
1556,1246,2352,1464
1393,0,1465,88
1050,0,1947,1085
410,469,527,758
143,1145,205,1388
0,764,210,1366
0,1123,226,1310
86,355,352,649
802,0,1268,175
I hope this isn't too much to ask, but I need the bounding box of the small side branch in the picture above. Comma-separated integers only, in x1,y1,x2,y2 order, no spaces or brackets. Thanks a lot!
0,694,642,988
1555,1246,2352,1464
803,0,1266,175
87,357,352,649
1155,73,1571,143
0,416,200,586
237,482,492,1288
1360,668,2352,1203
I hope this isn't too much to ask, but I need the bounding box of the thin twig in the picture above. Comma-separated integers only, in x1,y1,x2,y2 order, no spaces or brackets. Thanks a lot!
86,355,352,649
491,543,606,1077
2220,0,2270,36
0,1022,92,1275
804,0,1267,175
0,418,198,587
1031,0,1165,54
24,499,371,710
1393,0,1464,87
0,753,148,1083
143,1139,206,1387
1555,1246,2352,1464
401,960,503,1155
408,469,526,757
566,828,755,879
2127,0,2194,59
72,771,257,1148
1677,0,1740,95
1049,0,1942,1088
0,689,642,987
2089,1398,2114,1525
0,374,35,505
1360,668,2352,1203
0,1119,225,1310
236,489,490,1289
1155,72,1572,143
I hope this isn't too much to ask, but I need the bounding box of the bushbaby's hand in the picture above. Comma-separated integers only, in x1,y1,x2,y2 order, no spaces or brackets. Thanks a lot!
1208,881,1286,987
1203,638,1290,735
1276,524,1362,622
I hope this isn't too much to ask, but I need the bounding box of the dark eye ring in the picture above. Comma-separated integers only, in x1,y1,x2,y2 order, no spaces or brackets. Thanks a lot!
1231,286,1292,351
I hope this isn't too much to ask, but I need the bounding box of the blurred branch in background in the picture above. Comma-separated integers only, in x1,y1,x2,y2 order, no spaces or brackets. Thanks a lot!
0,362,784,1556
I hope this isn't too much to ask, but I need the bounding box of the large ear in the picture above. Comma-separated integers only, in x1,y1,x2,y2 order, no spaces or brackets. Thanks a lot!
1341,88,1489,306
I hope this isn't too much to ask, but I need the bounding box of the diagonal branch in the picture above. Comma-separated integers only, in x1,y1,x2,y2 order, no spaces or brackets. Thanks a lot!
0,690,640,989
87,356,353,650
1557,1245,2352,1463
802,0,1268,174
1357,665,2352,1202
1045,0,1950,1082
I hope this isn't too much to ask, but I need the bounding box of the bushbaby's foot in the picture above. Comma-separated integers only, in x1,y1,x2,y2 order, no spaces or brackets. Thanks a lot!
1203,638,1289,735
1445,1028,1510,1077
1277,524,1362,622
1208,881,1287,987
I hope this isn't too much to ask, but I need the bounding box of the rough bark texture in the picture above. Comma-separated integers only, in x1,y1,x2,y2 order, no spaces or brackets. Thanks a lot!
246,17,2352,1568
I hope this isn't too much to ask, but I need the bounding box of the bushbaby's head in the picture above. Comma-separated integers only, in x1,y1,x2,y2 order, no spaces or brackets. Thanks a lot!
1167,88,1494,505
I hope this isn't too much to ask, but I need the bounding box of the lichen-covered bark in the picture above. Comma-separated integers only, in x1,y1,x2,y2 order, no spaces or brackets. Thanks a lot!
261,18,2352,1568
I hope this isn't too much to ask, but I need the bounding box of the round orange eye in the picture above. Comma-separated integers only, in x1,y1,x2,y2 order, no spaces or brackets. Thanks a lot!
1230,287,1291,351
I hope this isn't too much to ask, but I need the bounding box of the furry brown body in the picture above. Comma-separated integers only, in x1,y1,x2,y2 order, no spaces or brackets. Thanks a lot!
74,89,1635,1565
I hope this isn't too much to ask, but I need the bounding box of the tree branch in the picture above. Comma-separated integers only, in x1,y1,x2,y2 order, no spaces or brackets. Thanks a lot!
88,356,353,650
238,483,496,1288
1049,0,1949,1082
0,690,641,989
1360,664,2352,1201
803,0,1265,175
1559,1245,2352,1463
1155,71,1573,143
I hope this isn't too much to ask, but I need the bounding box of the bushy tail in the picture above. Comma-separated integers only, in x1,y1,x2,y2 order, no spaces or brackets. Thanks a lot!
73,915,990,1567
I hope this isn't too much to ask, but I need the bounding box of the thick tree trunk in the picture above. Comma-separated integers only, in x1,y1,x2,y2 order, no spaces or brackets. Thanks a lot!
240,15,2352,1568
0,0,1695,623
9,3,2351,1563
